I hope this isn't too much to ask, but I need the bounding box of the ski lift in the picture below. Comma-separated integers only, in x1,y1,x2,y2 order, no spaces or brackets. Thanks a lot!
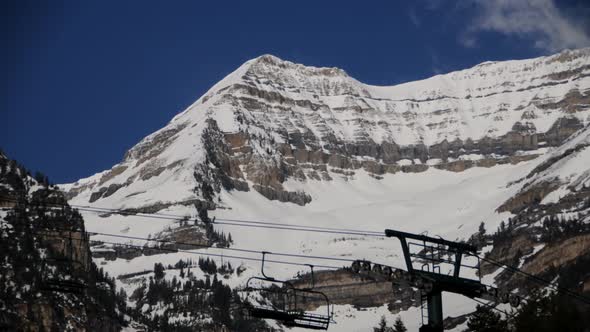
39,231,88,294
244,252,333,330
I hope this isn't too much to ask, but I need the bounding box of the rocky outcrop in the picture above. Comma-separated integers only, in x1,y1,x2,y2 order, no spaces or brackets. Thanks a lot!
190,114,568,206
288,269,418,313
41,230,91,270
89,182,126,202
124,123,188,165
481,152,590,297
157,225,209,250
536,89,590,113
522,234,590,276
497,181,560,213
252,184,311,206
541,117,584,146
0,152,127,331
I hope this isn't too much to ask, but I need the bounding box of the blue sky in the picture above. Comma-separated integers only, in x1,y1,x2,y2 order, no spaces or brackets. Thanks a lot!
2,0,590,183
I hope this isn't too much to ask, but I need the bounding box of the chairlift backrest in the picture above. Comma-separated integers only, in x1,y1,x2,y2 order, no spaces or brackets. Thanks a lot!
244,252,333,330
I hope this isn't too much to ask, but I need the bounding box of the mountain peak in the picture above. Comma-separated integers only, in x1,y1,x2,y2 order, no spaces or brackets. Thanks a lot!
251,53,283,64
245,54,350,78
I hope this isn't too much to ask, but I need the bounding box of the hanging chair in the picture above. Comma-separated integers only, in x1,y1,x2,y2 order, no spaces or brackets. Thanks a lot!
244,252,332,330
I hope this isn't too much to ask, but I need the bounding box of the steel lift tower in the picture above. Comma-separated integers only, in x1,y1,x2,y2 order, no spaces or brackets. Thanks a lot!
385,229,491,332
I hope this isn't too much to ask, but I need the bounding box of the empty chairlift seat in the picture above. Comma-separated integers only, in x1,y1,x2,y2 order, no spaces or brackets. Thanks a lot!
244,252,333,330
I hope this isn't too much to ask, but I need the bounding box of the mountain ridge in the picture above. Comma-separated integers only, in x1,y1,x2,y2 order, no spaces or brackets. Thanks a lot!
63,47,589,209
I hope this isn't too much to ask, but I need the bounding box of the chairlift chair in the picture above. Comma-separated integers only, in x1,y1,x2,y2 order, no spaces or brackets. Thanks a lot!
244,252,333,330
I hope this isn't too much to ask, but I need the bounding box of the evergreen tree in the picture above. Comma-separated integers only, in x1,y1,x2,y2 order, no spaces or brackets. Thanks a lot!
513,291,588,332
393,316,407,332
466,305,508,332
373,315,390,332
478,222,486,236
154,263,165,280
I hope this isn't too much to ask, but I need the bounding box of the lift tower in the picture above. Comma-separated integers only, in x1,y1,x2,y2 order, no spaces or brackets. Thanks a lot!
385,229,483,332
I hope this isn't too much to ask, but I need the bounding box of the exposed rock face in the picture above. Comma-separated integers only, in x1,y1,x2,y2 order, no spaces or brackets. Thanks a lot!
252,184,311,206
542,116,585,146
481,125,590,301
522,234,590,276
497,181,560,213
0,152,127,331
63,48,590,208
289,270,418,313
41,230,92,271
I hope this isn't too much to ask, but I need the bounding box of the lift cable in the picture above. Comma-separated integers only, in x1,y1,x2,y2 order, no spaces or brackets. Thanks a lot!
475,254,590,306
3,197,385,236
32,227,402,271
34,229,344,270
34,228,514,306
69,203,385,236
81,229,369,264
470,297,517,319
6,196,590,305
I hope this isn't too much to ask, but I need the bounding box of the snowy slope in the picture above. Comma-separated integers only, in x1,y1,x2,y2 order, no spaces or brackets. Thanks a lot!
527,124,590,205
87,161,536,331
60,48,590,330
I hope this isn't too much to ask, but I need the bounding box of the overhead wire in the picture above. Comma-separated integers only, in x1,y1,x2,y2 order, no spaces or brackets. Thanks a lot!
475,253,590,306
68,203,385,235
32,227,407,271
6,195,590,305
71,205,385,236
470,297,517,319
68,201,590,305
3,196,385,236
78,229,364,264
34,229,343,270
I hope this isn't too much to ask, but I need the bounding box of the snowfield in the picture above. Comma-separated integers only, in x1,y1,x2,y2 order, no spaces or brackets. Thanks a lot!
80,159,538,331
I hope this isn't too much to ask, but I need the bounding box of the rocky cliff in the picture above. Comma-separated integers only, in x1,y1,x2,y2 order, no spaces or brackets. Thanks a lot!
0,152,128,331
480,124,590,304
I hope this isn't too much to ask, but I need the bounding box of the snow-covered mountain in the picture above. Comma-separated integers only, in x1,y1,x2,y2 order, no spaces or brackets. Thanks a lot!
63,48,590,209
60,48,590,331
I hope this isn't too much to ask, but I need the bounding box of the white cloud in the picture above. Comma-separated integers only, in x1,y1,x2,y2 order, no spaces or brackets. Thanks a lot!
430,51,443,75
408,7,420,27
461,0,590,52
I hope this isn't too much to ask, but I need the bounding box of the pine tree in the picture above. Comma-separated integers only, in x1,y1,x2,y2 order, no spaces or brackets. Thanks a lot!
393,316,407,332
478,222,486,236
154,263,165,280
373,315,389,332
513,291,588,332
466,304,508,332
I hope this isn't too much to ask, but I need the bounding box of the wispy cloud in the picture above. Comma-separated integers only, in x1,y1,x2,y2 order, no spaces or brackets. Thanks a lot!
408,0,448,28
430,51,443,75
460,0,590,52
408,7,420,27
